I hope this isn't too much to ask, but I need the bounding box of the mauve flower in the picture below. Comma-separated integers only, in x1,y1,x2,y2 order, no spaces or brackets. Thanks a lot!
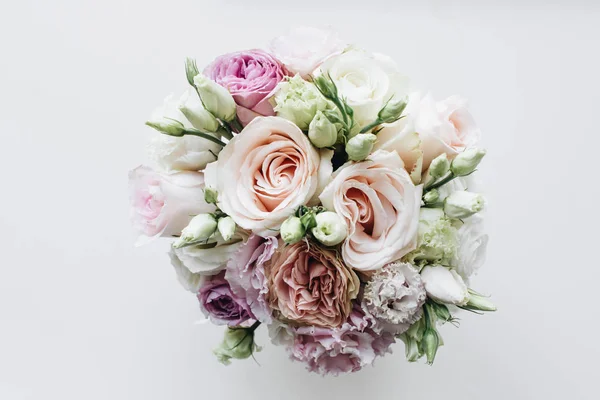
266,241,360,328
197,272,254,327
225,234,278,323
276,303,395,376
204,50,289,125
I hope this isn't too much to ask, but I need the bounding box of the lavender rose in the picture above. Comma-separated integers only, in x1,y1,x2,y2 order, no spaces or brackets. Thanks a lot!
197,272,254,327
204,50,289,125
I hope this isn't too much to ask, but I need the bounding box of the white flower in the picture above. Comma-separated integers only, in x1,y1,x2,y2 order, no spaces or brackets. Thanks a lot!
317,50,409,127
270,26,346,78
420,265,469,306
452,215,488,281
273,75,330,130
168,250,206,292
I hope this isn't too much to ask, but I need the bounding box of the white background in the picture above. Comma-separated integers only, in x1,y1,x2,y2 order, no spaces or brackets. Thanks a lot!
1,0,599,399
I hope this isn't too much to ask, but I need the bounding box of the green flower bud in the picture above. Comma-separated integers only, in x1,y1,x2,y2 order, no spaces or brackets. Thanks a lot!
178,92,220,133
308,111,338,148
429,154,450,178
466,290,497,312
204,187,218,204
312,74,338,99
193,74,237,122
422,328,440,365
378,97,407,123
280,216,305,244
311,211,347,246
273,75,330,130
145,118,185,137
400,336,422,362
185,57,200,86
444,191,485,219
217,216,236,242
423,189,440,205
173,213,217,248
346,133,376,161
451,148,486,177
213,327,257,365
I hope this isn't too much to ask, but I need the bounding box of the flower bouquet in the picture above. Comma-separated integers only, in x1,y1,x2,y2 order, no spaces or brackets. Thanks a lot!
129,26,495,376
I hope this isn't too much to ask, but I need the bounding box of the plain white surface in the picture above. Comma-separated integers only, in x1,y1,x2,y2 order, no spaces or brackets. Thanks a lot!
1,0,599,399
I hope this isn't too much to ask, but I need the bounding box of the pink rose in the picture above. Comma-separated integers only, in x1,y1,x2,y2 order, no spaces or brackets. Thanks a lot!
319,151,422,271
204,116,332,236
204,50,289,126
375,93,481,182
266,241,360,328
270,26,346,78
128,165,213,245
197,271,254,327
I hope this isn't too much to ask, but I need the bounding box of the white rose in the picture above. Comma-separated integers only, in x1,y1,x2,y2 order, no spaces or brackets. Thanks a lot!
420,265,469,306
317,50,409,127
452,215,489,281
168,250,206,293
270,26,346,78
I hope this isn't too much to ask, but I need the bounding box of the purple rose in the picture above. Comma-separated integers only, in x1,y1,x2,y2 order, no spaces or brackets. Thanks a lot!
197,272,254,327
204,50,289,126
225,234,277,324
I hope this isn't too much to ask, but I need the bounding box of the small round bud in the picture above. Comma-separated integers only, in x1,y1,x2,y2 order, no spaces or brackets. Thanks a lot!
173,213,217,248
444,191,485,219
451,148,486,177
378,97,407,123
311,211,348,246
217,216,236,242
193,74,237,122
213,328,256,365
308,111,338,148
429,154,450,178
204,187,218,204
280,216,306,244
423,189,440,205
346,133,376,161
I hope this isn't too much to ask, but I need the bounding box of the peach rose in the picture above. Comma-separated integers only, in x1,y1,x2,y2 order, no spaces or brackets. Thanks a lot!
267,241,360,328
205,116,332,236
319,151,422,271
375,93,481,183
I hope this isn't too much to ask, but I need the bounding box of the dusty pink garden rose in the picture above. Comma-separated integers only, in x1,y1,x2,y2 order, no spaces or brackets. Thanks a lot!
128,166,214,245
197,271,254,327
270,26,345,78
204,116,332,236
375,93,481,182
319,151,422,271
266,241,360,328
204,50,289,126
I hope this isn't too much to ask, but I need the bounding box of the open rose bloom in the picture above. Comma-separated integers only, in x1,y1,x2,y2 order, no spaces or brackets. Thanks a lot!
129,27,494,376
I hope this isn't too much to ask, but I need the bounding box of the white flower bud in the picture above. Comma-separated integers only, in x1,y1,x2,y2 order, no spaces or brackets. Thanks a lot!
444,191,485,219
173,213,217,248
177,90,220,132
345,133,376,161
451,148,486,177
422,328,440,365
280,216,305,244
378,97,407,123
428,154,450,178
193,74,237,122
311,211,347,246
213,328,257,365
421,265,469,306
204,187,218,204
466,290,497,312
308,111,338,148
423,189,440,205
217,216,236,242
145,118,185,137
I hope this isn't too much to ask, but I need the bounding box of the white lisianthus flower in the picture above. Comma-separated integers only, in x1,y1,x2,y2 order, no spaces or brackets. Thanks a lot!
317,49,409,127
420,265,469,306
452,215,488,281
168,250,206,293
273,75,330,130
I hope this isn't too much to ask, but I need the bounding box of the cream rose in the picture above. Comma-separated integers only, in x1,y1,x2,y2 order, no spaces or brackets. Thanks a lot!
375,93,481,182
319,150,422,271
317,50,409,127
205,116,331,236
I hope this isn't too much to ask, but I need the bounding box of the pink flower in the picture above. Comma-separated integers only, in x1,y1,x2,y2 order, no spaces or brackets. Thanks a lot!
197,271,254,327
204,116,332,236
128,166,214,245
225,234,278,324
270,26,345,78
266,241,360,328
282,303,395,376
319,151,422,271
204,50,289,125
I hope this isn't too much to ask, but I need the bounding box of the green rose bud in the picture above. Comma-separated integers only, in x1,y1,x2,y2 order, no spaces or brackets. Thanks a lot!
308,111,338,148
173,213,217,248
145,118,185,137
346,133,376,161
311,211,348,246
422,328,440,365
280,216,306,244
423,189,440,205
378,97,407,123
213,327,257,365
444,191,485,219
193,74,237,122
451,148,486,177
273,75,330,131
204,187,218,204
217,216,236,242
429,154,451,179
